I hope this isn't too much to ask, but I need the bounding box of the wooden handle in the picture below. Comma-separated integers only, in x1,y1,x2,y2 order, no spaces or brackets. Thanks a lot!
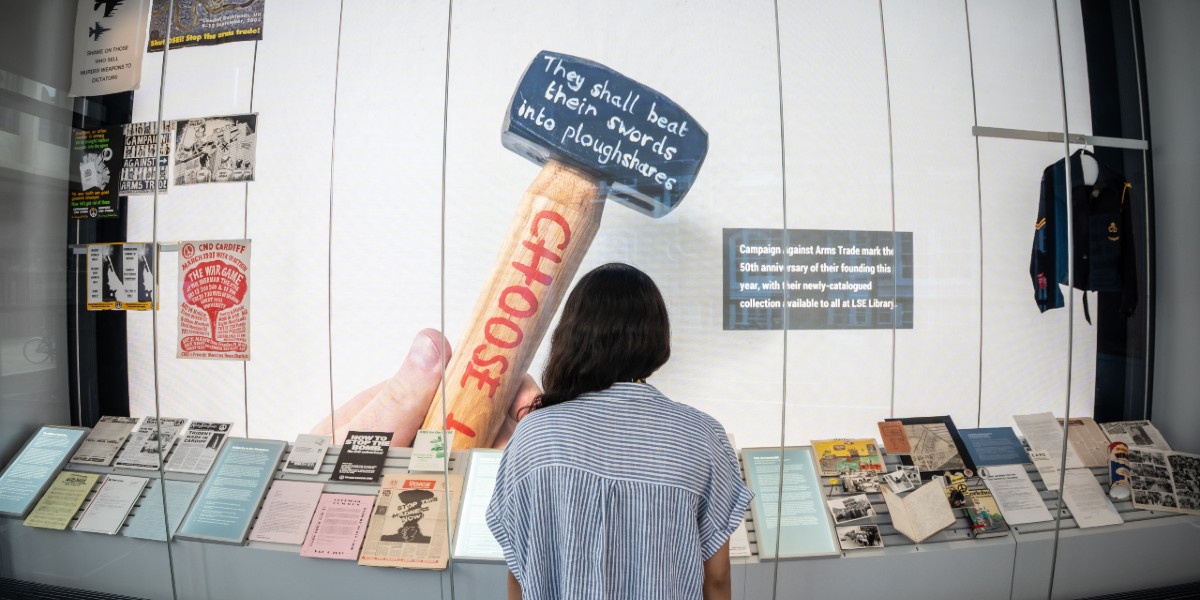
421,160,606,449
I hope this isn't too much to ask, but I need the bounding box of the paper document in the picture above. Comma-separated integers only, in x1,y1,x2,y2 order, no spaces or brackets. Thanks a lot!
23,471,99,530
283,434,331,475
249,480,325,545
70,416,140,466
979,464,1053,525
165,421,232,474
74,474,149,534
1061,469,1123,528
300,493,373,560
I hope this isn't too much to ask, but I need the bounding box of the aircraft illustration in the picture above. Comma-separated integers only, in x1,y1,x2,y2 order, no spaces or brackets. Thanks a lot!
88,22,111,41
94,0,124,18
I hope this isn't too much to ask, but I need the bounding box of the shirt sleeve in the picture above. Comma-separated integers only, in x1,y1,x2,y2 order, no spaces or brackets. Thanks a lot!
697,430,754,560
485,451,526,584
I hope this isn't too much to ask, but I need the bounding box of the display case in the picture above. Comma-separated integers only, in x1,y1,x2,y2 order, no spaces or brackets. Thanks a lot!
2,1,1198,599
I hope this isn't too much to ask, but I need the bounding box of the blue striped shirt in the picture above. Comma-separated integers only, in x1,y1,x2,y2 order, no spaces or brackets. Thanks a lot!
486,382,753,599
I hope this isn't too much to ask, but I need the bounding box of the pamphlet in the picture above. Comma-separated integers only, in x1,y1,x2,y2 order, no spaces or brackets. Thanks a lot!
358,474,459,569
1028,449,1065,492
979,464,1053,525
1127,448,1200,516
248,480,325,545
300,493,373,560
74,474,149,534
409,430,453,473
877,421,911,454
1012,412,1084,470
23,471,99,530
70,416,140,466
1058,417,1113,468
283,434,331,475
811,438,886,476
1101,420,1171,451
121,479,199,542
881,481,956,543
165,421,232,475
330,431,392,483
114,417,188,470
1061,469,1123,528
958,427,1030,467
0,426,89,518
176,438,286,544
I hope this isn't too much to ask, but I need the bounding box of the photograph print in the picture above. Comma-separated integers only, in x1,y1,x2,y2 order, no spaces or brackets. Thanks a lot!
827,494,876,524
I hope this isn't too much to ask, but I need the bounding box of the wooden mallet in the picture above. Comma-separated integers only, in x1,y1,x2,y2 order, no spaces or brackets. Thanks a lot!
420,50,709,450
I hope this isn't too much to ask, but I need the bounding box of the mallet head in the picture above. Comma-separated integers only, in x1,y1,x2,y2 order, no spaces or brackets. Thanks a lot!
502,50,708,218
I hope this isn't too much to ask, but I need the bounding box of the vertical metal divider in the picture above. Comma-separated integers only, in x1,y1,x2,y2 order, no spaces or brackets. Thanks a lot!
877,0,898,423
244,40,259,438
1128,0,1152,420
769,0,789,597
74,220,83,426
437,2,456,598
325,2,345,454
151,2,179,598
1047,1,1076,598
964,0,986,430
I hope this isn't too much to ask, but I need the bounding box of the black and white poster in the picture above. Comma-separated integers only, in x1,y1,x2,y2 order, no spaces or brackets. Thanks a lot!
70,127,125,219
121,120,174,195
174,114,257,185
87,243,155,311
147,0,265,52
70,0,151,96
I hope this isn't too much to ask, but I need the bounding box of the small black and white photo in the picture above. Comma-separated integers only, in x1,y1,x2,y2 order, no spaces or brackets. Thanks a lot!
1133,463,1171,479
827,494,876,524
883,467,917,494
837,525,884,550
842,471,881,494
87,243,125,307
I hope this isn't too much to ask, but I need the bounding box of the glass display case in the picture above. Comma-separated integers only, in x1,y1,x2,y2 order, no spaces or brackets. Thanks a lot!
2,1,1196,599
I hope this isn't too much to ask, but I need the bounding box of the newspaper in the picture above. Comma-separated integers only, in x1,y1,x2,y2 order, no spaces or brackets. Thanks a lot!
358,474,460,570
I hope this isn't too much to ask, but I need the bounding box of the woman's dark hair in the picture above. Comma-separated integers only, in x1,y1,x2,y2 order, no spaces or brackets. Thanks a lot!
531,262,670,411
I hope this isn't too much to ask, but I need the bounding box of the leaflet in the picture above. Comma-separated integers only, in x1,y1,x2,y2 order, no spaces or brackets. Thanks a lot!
248,480,325,545
176,438,287,544
70,416,141,466
23,471,99,530
358,474,459,569
0,426,89,517
409,430,453,473
165,421,232,475
282,434,331,475
979,464,1053,525
114,417,189,470
1101,420,1171,451
74,474,149,534
330,431,392,482
121,479,199,542
1061,469,1123,528
452,450,503,561
1013,413,1084,470
300,493,373,560
1058,418,1112,468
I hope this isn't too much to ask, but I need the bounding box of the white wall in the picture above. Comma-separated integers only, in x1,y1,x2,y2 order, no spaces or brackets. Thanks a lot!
1142,1,1200,455
127,0,1098,448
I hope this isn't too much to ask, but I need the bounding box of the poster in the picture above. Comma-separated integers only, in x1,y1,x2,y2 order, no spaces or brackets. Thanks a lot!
178,239,251,360
147,0,265,52
87,243,156,311
70,0,150,96
69,127,125,219
173,114,257,185
121,120,174,195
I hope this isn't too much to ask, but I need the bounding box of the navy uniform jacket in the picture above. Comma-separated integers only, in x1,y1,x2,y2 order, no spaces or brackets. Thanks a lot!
1030,150,1136,321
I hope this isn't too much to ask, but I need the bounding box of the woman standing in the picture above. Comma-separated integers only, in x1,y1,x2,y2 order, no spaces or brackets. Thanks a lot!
487,263,752,600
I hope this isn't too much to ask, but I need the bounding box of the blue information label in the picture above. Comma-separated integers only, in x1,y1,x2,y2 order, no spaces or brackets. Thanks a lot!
0,426,87,517
742,447,840,559
176,437,286,544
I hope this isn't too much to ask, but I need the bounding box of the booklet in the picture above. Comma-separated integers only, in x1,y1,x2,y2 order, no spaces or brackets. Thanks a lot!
166,421,232,475
958,427,1030,467
1127,448,1200,516
283,434,332,475
965,489,1010,539
23,471,99,530
114,417,188,470
811,439,886,476
358,474,460,570
300,493,373,560
979,464,1053,525
74,474,149,535
409,430,454,473
881,480,956,543
330,432,392,483
248,480,325,545
70,416,141,466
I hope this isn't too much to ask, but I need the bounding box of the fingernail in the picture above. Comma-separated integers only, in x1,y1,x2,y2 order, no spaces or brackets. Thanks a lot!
408,332,441,370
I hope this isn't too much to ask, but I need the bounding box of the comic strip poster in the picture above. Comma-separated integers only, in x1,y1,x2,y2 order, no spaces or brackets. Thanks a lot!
69,127,125,219
178,240,250,360
173,114,257,185
87,243,156,311
121,121,174,195
147,0,265,52
70,0,151,96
